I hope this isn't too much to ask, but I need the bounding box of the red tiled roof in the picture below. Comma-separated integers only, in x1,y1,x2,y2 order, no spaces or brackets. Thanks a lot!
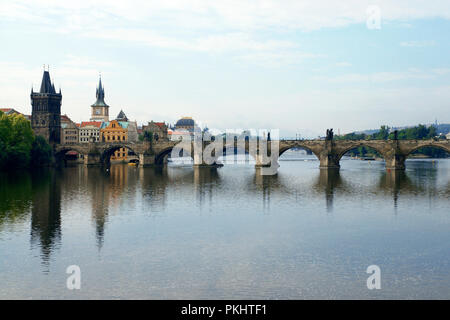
0,108,22,115
80,121,102,128
61,114,72,122
155,122,166,128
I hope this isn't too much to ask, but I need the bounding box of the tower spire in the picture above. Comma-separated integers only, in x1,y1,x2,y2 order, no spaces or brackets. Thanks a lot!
39,69,58,94
90,74,109,122
95,74,105,103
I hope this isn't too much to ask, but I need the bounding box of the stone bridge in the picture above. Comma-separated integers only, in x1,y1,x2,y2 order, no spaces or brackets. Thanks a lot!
279,139,450,170
55,138,450,171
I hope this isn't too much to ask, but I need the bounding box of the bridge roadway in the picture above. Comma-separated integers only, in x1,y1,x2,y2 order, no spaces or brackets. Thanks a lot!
54,138,450,171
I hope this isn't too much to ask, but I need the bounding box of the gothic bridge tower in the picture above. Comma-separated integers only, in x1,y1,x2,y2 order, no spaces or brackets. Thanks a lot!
31,70,62,145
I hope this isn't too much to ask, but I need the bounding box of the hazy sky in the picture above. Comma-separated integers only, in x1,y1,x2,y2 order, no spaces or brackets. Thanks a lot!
1,0,449,137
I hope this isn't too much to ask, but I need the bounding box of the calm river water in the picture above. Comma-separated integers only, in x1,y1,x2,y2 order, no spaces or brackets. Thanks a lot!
0,153,449,299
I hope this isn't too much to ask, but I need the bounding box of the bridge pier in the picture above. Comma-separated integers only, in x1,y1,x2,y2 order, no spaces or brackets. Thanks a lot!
254,153,279,176
317,141,340,169
319,153,341,169
254,153,277,167
139,154,155,167
193,152,223,167
193,161,223,168
385,154,406,170
254,155,267,168
84,153,102,166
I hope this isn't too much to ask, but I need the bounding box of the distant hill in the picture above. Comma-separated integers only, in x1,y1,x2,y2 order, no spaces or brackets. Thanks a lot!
355,123,450,136
435,124,450,134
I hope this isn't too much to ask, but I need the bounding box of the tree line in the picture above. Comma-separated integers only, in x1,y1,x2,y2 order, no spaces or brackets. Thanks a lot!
0,111,53,170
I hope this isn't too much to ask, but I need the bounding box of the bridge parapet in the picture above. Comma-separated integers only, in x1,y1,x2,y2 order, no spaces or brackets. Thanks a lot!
53,138,449,171
277,139,449,170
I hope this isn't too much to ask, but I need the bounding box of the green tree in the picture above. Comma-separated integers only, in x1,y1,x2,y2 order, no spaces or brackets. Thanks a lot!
337,124,447,158
0,111,54,170
372,125,390,140
139,131,153,142
335,132,367,141
0,112,34,169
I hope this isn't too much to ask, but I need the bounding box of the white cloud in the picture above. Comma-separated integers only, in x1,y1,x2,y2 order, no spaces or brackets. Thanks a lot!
316,68,449,83
1,1,450,131
236,51,324,67
432,68,450,75
2,1,449,68
335,62,352,67
80,29,297,53
78,28,320,67
400,40,436,47
2,1,450,32
175,84,450,137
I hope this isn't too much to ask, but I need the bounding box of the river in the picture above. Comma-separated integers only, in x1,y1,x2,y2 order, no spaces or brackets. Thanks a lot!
0,152,449,299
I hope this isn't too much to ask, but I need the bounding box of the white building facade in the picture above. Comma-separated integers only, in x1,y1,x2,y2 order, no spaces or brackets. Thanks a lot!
79,121,102,143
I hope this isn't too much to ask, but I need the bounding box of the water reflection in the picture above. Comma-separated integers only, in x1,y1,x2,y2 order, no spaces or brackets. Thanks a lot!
405,161,440,197
139,166,170,212
86,168,111,249
0,171,32,230
378,170,414,208
89,165,140,248
193,167,221,208
1,160,449,273
253,168,282,211
30,169,61,267
314,169,342,212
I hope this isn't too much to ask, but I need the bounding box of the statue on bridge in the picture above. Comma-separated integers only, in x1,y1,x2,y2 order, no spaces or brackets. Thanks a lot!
393,130,398,140
325,128,334,141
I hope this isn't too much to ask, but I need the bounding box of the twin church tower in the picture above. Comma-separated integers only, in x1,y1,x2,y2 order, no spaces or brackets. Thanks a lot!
31,70,110,144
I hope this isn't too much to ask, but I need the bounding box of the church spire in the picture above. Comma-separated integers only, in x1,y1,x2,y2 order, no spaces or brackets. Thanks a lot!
90,74,110,122
92,75,108,107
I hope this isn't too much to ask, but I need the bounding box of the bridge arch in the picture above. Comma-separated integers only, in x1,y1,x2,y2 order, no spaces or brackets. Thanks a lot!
155,146,193,165
54,146,87,165
55,146,86,157
101,144,140,166
335,142,388,162
404,143,450,159
278,144,321,160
